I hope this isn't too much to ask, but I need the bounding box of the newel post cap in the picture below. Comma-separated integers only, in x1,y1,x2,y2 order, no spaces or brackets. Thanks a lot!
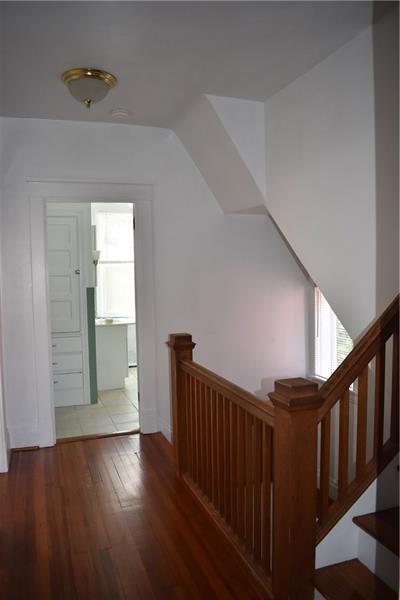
167,333,196,351
268,377,322,410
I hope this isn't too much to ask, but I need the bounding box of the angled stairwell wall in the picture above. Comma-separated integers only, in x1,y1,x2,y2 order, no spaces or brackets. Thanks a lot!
175,94,267,214
176,7,398,342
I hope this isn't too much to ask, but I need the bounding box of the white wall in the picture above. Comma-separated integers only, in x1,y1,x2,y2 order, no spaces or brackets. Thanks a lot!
207,95,266,199
0,117,9,470
0,117,310,446
265,28,376,339
175,95,266,214
373,6,399,313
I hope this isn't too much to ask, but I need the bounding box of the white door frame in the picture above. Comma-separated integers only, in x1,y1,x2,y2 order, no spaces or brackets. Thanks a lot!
29,180,158,446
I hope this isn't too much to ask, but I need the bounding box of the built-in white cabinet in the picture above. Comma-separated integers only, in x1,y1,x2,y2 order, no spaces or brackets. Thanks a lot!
47,204,92,408
51,333,85,406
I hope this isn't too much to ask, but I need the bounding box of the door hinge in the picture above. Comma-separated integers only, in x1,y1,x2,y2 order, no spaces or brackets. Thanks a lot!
133,216,136,230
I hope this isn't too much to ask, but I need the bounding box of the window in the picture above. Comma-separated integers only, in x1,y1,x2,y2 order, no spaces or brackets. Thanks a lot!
95,209,135,320
314,288,353,380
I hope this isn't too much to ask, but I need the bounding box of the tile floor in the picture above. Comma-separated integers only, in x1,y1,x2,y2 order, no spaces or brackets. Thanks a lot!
55,367,139,439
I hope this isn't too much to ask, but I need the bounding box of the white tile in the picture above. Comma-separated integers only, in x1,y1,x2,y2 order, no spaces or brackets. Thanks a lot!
79,415,114,427
113,421,140,432
80,422,117,435
105,404,136,416
100,396,133,408
111,412,140,424
75,407,108,419
56,422,83,438
98,389,125,401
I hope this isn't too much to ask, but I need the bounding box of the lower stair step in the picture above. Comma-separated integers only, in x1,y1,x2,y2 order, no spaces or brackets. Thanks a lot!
314,558,397,599
353,507,399,556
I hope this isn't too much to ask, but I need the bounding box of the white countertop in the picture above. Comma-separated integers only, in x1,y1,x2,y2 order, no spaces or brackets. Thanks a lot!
95,318,135,327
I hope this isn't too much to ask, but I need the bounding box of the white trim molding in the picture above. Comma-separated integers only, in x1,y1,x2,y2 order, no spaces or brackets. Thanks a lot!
24,180,158,449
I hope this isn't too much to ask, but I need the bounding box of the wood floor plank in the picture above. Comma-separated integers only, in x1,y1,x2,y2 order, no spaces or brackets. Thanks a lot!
0,433,264,599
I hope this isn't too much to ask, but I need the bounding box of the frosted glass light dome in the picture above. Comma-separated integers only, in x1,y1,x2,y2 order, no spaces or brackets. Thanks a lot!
62,68,117,108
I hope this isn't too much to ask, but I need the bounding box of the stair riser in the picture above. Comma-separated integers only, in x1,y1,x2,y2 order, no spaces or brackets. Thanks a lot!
357,530,399,591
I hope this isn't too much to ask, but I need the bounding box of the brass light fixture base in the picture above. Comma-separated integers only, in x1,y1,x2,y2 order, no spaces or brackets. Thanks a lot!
61,68,117,109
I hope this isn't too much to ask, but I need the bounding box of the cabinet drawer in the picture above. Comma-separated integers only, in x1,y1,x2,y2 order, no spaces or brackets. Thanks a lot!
52,353,82,373
51,336,82,354
53,372,83,390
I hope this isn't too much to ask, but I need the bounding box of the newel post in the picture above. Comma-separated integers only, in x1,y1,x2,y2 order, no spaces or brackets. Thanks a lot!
167,333,196,474
269,378,322,600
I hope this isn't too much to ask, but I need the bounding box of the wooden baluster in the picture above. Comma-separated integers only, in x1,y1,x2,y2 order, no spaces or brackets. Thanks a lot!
261,424,272,573
374,341,386,455
167,334,196,474
253,419,262,562
211,390,218,507
186,374,193,478
206,386,212,499
237,407,245,539
202,385,211,498
200,382,206,492
230,403,238,534
195,379,200,485
319,412,331,521
338,389,350,500
356,367,368,477
245,413,253,551
224,398,231,525
218,394,225,516
391,324,399,444
269,378,321,600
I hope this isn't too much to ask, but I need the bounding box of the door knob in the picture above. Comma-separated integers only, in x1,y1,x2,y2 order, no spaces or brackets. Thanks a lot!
75,269,80,275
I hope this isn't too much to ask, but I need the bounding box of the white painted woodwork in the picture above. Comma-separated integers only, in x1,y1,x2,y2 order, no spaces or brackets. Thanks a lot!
52,353,83,373
47,216,81,333
95,323,129,390
51,336,82,354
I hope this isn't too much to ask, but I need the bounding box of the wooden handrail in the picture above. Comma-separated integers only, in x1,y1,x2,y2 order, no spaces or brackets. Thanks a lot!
318,296,399,419
180,359,275,427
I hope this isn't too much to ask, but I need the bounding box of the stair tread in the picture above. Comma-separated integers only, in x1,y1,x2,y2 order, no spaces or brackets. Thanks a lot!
314,558,396,600
353,507,399,556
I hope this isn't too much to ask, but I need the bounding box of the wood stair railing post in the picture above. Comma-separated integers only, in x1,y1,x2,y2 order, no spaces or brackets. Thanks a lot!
167,333,196,474
269,378,322,600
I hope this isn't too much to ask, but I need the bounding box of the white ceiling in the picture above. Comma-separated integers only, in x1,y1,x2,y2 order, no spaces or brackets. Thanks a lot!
0,1,376,128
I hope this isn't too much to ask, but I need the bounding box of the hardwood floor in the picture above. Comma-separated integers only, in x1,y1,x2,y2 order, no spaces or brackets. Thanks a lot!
0,433,264,599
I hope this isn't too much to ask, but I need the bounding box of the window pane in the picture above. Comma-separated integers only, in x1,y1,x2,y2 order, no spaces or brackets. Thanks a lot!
314,288,352,379
96,211,134,261
97,263,135,319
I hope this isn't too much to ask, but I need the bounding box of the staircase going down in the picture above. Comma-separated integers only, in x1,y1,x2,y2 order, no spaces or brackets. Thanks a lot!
314,558,397,600
168,295,399,598
315,506,399,598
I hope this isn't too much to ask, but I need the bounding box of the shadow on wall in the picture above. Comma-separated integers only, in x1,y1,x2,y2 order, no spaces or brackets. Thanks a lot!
373,2,399,587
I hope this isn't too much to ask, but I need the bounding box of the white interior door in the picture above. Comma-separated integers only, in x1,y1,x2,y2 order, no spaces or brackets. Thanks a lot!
47,216,81,333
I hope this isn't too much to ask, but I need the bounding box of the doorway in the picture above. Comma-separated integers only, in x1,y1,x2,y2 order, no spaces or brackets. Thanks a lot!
47,201,139,439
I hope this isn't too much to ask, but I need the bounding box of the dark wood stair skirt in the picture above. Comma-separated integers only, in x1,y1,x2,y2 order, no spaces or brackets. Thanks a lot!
314,558,397,599
353,507,399,556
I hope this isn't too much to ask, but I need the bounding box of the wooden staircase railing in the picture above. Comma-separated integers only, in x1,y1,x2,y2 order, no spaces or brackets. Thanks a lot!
167,295,399,599
316,295,399,541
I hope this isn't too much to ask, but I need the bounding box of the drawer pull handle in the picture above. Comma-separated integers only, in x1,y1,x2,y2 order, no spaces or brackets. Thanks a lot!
52,344,57,348
52,362,58,366
53,380,59,384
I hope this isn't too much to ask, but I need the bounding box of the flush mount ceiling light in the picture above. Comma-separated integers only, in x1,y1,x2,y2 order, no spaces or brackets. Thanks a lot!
61,68,117,109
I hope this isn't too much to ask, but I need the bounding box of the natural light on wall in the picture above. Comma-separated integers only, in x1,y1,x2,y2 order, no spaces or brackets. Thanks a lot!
314,288,353,379
94,206,135,319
